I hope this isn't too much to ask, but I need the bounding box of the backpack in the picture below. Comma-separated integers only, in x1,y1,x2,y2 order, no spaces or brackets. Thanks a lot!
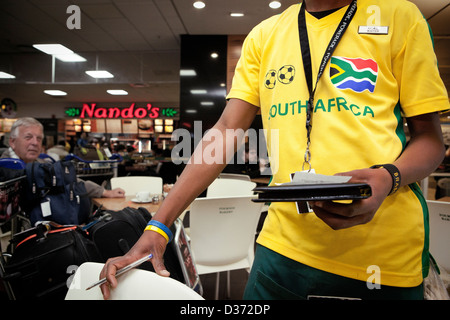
22,160,91,226
84,207,185,284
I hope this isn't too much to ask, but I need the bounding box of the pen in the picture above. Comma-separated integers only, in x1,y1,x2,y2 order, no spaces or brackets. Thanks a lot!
86,254,153,290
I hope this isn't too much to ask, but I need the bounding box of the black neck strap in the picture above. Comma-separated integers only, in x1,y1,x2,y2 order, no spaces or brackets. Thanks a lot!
298,0,357,170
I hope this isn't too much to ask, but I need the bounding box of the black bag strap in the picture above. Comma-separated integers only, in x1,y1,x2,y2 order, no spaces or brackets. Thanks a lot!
297,0,357,170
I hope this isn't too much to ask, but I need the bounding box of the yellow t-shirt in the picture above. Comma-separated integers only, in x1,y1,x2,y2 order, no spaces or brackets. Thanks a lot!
227,0,449,287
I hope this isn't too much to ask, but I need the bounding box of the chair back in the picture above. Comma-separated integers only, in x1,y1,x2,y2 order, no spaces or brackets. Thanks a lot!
110,176,163,196
218,173,251,181
189,196,263,267
427,200,450,272
65,262,204,300
206,178,256,197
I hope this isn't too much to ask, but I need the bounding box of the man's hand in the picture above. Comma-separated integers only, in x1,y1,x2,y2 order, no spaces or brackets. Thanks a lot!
309,168,392,230
99,231,170,300
102,188,125,198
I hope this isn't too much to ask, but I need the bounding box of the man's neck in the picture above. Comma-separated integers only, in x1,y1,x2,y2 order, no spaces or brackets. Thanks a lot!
304,0,353,12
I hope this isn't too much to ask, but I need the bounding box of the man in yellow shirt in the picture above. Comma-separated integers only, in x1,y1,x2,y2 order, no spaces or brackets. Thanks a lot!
99,0,448,300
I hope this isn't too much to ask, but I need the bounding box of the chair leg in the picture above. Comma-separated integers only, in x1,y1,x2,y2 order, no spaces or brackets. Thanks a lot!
226,270,231,299
215,272,220,300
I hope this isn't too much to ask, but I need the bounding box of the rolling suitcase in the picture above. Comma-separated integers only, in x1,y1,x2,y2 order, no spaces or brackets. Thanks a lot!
3,223,102,300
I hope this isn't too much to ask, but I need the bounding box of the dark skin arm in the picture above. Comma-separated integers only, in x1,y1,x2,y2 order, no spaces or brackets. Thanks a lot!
99,106,443,298
99,98,259,299
310,112,445,230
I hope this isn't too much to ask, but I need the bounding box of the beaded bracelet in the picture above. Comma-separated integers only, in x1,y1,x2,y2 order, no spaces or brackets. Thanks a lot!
144,220,173,243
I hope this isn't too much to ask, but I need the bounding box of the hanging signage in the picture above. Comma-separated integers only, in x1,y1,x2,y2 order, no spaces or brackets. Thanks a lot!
65,103,178,119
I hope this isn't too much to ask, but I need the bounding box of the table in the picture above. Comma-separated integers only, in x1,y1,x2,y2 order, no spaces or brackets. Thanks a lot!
92,196,161,213
251,176,271,185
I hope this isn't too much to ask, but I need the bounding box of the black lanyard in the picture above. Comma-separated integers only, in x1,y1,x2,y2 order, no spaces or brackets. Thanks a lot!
298,0,357,171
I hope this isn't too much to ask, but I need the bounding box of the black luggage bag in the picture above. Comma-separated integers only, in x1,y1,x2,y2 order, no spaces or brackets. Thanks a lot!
85,207,185,284
3,223,102,300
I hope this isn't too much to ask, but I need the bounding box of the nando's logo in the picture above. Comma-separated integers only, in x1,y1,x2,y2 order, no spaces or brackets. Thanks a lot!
65,103,178,119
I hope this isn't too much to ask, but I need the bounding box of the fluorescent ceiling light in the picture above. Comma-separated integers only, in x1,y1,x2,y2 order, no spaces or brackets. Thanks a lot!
44,90,67,96
0,72,15,79
185,109,198,113
201,101,214,106
269,1,282,9
33,44,73,55
85,70,114,78
230,13,244,17
190,89,207,94
193,1,205,9
180,69,197,76
107,89,128,95
33,44,86,62
54,53,86,62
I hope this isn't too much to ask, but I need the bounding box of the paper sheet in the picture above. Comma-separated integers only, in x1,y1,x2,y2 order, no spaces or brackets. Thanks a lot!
278,171,352,185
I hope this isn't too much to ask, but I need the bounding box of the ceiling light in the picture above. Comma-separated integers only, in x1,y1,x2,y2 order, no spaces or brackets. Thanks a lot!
193,1,205,9
230,13,244,17
33,44,86,62
0,72,15,79
33,44,73,55
269,1,282,9
54,53,86,62
107,89,128,95
44,90,67,96
190,89,207,94
180,69,197,76
85,70,114,78
210,52,219,59
185,109,198,113
201,101,214,106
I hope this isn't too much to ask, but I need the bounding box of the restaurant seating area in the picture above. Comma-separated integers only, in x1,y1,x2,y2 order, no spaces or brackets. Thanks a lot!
1,165,449,300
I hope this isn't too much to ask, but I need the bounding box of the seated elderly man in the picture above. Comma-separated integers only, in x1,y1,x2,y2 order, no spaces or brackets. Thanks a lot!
1,117,125,199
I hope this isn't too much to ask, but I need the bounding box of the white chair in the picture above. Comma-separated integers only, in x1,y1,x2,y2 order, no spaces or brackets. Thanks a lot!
427,200,450,273
110,176,163,197
188,195,263,299
218,173,251,181
65,262,204,300
206,178,256,197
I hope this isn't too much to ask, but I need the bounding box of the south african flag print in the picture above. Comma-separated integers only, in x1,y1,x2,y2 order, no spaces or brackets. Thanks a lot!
330,57,378,93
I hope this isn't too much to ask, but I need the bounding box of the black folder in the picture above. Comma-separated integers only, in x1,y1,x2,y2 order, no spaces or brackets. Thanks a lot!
252,183,372,202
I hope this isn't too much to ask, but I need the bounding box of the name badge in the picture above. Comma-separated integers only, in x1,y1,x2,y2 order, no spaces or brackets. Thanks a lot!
41,199,52,217
290,171,314,214
358,26,389,35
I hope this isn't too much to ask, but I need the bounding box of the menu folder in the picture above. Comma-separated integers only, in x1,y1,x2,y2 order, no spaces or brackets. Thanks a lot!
252,183,372,202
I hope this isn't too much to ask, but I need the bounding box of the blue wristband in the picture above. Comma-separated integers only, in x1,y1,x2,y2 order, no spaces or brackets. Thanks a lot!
146,220,173,243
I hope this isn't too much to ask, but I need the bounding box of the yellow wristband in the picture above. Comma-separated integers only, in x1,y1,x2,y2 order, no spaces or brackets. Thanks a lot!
144,225,169,243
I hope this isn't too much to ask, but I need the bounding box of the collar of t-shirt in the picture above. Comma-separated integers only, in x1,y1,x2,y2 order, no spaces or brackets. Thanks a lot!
308,7,343,19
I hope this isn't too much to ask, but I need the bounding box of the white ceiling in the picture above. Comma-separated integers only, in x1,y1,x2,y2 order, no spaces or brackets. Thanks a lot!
0,0,448,109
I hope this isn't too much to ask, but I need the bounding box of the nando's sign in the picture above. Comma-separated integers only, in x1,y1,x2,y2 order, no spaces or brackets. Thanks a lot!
65,103,178,119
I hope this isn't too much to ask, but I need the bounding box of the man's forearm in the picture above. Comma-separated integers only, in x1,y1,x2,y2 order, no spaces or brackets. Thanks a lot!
152,99,259,228
393,112,445,187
